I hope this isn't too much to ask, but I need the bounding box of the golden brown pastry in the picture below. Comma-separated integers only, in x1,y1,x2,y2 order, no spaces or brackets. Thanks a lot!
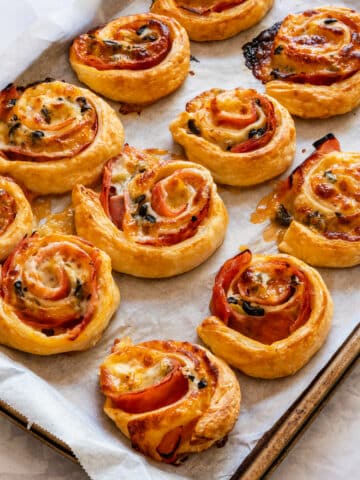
198,249,333,378
0,79,124,194
170,87,295,186
0,176,33,261
253,134,360,268
243,6,360,118
0,233,120,355
100,337,240,463
72,145,228,278
151,0,273,42
70,13,190,105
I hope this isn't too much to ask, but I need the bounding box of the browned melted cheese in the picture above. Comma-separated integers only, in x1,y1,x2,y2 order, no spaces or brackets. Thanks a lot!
243,7,360,86
71,17,172,71
252,134,360,242
0,80,97,161
100,145,212,246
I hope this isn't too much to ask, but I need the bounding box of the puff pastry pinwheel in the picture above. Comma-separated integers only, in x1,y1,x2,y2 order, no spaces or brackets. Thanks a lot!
0,176,33,261
243,6,360,118
100,337,240,463
72,145,228,278
253,134,360,268
198,249,333,378
70,13,190,105
0,79,124,194
0,233,120,355
151,0,273,42
170,87,295,186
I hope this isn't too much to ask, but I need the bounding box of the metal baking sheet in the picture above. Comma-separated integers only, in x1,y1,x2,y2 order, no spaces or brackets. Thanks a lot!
0,1,359,479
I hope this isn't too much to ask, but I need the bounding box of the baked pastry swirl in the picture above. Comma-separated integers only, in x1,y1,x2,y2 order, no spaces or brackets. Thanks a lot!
243,6,360,118
100,337,240,463
151,0,273,42
0,79,124,194
198,249,333,378
253,134,360,268
70,13,190,104
72,145,228,278
0,233,120,355
0,176,33,261
170,88,295,186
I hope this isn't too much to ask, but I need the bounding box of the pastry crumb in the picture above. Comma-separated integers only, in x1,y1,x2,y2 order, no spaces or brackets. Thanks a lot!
119,102,142,115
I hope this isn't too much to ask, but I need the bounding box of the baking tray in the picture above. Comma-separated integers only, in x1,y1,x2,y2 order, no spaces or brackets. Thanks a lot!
0,1,360,479
1,324,358,479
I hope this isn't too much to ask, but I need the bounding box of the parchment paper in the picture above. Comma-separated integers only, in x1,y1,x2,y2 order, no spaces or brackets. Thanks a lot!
0,1,359,479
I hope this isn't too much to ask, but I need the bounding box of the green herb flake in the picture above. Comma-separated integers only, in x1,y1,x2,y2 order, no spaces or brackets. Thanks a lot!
31,130,45,142
14,280,25,297
40,106,51,124
198,379,207,389
145,214,156,223
74,279,83,299
242,301,265,317
76,96,92,114
275,204,293,227
324,170,337,183
188,119,201,135
227,296,239,305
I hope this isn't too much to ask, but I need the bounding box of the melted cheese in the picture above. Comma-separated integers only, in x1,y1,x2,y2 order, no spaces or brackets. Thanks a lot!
37,207,75,236
107,351,174,393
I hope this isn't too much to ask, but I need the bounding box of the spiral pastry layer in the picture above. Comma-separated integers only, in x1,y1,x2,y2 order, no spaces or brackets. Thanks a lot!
151,0,273,41
253,134,360,267
72,145,228,278
0,176,33,261
70,13,190,104
198,249,333,378
0,79,124,194
170,88,295,186
243,6,360,118
100,337,240,463
0,234,120,355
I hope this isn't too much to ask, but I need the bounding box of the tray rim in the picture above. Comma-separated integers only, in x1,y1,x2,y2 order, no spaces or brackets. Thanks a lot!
0,324,358,479
233,323,360,479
